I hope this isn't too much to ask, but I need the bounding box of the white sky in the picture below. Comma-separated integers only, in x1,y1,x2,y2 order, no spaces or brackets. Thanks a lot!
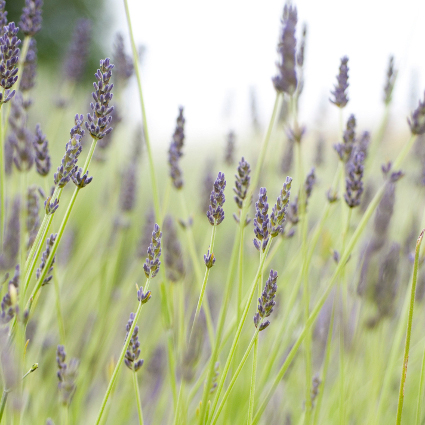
115,0,425,142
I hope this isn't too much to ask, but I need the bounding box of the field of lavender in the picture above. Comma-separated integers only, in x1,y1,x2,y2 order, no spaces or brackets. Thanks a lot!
1,1,425,424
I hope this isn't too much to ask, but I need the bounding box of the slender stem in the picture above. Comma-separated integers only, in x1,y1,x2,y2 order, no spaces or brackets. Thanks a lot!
210,330,259,425
132,370,144,425
395,229,424,425
247,251,263,424
0,388,8,423
208,239,273,422
94,278,150,425
123,0,160,221
24,138,98,316
197,226,240,424
179,190,214,345
189,223,217,341
415,342,425,425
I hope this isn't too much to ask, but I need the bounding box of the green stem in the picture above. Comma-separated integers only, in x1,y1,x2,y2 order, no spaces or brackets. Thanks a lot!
24,138,98,316
208,239,273,423
123,0,160,221
197,226,240,424
395,229,424,425
189,223,217,342
94,278,150,425
0,388,8,423
132,370,144,425
210,330,259,425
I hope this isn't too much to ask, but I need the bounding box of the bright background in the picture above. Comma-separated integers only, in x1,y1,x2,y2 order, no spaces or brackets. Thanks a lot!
110,0,425,143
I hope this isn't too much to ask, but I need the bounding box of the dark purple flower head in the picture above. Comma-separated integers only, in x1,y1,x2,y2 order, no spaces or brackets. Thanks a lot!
143,223,162,279
9,94,34,172
64,19,91,82
233,157,251,225
113,33,134,87
21,38,37,93
204,249,215,269
304,168,315,202
168,106,185,189
0,1,8,30
44,196,59,215
253,269,278,331
36,233,56,286
206,172,226,225
330,56,349,108
19,0,43,36
253,187,269,252
0,265,19,324
384,56,397,105
71,167,92,189
33,124,50,176
344,149,365,208
334,114,356,162
408,92,425,135
269,177,292,237
56,345,79,406
0,22,21,104
54,114,84,187
272,4,298,95
85,58,114,140
124,313,144,372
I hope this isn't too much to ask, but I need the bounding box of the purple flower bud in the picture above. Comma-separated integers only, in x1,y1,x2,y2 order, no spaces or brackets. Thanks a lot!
56,345,78,406
0,22,21,103
36,233,56,286
63,19,91,83
168,106,185,189
21,38,37,93
344,150,365,208
19,0,43,36
254,269,278,331
253,187,269,251
113,32,134,87
204,249,215,269
143,223,162,279
408,92,425,135
71,167,93,189
330,56,349,108
0,265,19,324
85,58,114,140
269,177,292,237
206,172,226,225
33,124,50,176
124,313,144,372
272,5,298,95
0,1,8,31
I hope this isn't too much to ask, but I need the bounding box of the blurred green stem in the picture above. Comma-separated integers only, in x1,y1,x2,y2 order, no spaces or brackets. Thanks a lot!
395,229,424,425
94,277,150,425
133,370,144,425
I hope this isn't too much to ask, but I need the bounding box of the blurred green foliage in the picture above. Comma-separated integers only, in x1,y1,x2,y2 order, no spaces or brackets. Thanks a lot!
7,0,112,82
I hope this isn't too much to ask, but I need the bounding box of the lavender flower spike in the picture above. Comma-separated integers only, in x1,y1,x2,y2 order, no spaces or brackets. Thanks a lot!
253,269,278,331
233,157,251,225
19,0,43,36
272,5,298,95
0,22,21,105
56,345,79,406
168,106,185,189
54,114,84,187
330,56,349,108
384,56,397,105
408,92,425,135
143,223,162,279
269,176,292,237
253,187,269,252
85,58,114,140
0,1,8,31
113,33,134,88
344,150,365,208
36,233,57,286
124,313,144,372
64,19,91,83
206,172,226,225
33,124,50,176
